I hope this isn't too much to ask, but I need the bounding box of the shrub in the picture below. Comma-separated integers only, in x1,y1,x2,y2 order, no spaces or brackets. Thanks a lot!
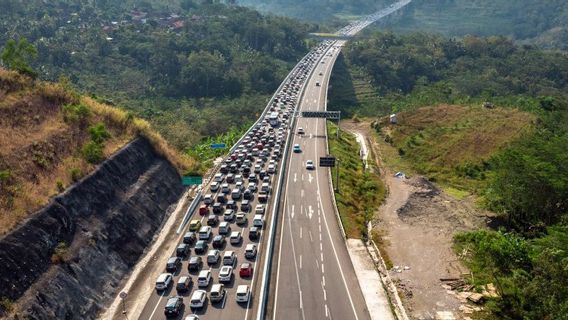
50,241,68,264
69,168,82,182
62,103,91,125
55,179,64,192
88,122,111,144
81,141,104,164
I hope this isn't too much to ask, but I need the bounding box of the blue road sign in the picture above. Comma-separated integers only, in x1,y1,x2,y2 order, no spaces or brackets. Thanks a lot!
210,143,226,149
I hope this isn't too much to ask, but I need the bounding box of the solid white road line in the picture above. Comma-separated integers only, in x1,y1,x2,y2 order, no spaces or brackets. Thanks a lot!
147,290,165,320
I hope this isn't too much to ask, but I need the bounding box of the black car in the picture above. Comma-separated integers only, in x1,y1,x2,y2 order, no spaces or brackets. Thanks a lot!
212,202,223,214
207,214,219,226
220,164,228,174
166,257,182,272
188,256,203,272
176,243,190,257
216,194,227,204
241,200,251,212
212,235,226,249
259,170,267,179
249,227,260,240
164,296,184,317
248,174,257,183
226,200,238,210
183,232,197,245
176,275,192,292
243,189,254,200
258,193,268,203
194,240,208,254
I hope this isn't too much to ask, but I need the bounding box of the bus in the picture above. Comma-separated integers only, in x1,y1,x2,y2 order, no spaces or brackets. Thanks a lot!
269,112,279,127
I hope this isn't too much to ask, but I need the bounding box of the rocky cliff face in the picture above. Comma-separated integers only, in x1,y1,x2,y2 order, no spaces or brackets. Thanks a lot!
0,137,184,319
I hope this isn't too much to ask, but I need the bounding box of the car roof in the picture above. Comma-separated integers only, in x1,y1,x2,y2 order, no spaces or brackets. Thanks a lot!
237,285,249,293
157,273,172,281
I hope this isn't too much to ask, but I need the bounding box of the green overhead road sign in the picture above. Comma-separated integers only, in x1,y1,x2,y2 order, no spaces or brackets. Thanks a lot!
182,176,202,186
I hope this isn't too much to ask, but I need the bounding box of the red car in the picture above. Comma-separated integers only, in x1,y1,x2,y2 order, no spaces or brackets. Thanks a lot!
199,205,209,216
239,263,253,277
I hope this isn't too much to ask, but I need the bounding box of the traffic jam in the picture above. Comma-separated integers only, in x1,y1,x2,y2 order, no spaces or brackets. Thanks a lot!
154,40,337,319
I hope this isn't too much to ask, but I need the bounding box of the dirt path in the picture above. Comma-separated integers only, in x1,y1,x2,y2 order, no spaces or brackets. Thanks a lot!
342,120,488,320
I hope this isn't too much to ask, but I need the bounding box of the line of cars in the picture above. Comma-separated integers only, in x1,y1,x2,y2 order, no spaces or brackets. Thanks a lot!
153,40,337,319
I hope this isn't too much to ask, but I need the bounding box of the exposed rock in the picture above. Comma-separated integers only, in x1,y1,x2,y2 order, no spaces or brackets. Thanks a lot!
0,137,184,319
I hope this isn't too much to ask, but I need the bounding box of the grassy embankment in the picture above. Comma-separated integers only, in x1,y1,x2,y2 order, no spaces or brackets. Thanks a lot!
374,104,535,198
327,121,385,239
0,69,195,235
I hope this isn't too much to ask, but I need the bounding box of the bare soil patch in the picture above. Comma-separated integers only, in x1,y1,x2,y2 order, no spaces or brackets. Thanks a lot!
343,119,491,320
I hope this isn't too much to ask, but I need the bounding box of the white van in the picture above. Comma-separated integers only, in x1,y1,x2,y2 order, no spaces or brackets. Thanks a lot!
231,188,242,200
253,214,264,228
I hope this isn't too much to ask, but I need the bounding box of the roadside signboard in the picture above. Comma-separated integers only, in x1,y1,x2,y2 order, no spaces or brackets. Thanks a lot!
319,156,336,167
210,143,226,149
182,176,203,186
301,111,341,120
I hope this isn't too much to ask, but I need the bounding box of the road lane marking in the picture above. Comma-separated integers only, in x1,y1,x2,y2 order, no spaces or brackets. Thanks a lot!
322,275,326,286
320,242,323,251
315,259,319,269
308,205,313,219
147,290,165,320
309,231,313,242
291,204,295,219
322,263,325,274
294,173,297,182
325,304,329,318
300,227,303,239
308,173,314,184
300,255,302,269
287,194,306,320
301,189,304,198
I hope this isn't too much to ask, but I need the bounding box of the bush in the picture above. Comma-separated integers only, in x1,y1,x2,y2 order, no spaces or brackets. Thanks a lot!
69,168,82,182
88,122,111,144
50,241,68,264
81,141,104,164
62,103,90,125
55,179,64,192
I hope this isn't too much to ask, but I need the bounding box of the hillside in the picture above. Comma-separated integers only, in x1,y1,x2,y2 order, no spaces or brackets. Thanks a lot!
0,68,192,236
329,31,568,319
0,0,314,151
237,0,392,23
379,0,568,49
376,104,534,193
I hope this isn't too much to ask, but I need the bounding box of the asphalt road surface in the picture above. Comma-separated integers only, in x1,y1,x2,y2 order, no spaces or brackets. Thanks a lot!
268,41,371,320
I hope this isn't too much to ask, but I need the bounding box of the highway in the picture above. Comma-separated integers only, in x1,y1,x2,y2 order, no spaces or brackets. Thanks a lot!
134,1,412,319
268,2,413,319
268,40,373,320
137,41,336,320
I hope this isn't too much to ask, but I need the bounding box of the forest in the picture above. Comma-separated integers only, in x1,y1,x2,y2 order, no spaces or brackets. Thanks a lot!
329,32,568,319
0,0,315,152
379,0,568,50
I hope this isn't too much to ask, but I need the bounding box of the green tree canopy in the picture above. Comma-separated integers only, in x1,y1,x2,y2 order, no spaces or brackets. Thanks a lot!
1,38,37,77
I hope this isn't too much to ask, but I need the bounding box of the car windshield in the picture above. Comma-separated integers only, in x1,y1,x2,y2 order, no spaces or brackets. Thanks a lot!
166,298,178,308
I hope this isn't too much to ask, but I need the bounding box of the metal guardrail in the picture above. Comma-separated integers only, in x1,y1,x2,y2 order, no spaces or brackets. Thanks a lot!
255,41,338,320
175,190,203,234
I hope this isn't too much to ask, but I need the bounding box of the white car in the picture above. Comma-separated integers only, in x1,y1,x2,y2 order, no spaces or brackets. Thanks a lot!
255,204,265,215
236,285,251,303
297,127,305,134
155,273,173,291
214,173,224,182
207,249,220,265
210,182,220,192
198,226,212,240
185,315,200,320
219,266,233,283
197,269,212,287
224,209,235,221
306,160,315,170
230,231,242,245
245,244,257,259
190,290,207,309
223,250,236,266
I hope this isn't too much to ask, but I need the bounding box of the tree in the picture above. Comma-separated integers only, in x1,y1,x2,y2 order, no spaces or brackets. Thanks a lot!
1,38,38,77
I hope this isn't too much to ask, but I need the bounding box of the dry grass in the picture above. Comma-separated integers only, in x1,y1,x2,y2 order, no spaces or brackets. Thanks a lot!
82,97,196,173
0,69,196,235
378,104,535,192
